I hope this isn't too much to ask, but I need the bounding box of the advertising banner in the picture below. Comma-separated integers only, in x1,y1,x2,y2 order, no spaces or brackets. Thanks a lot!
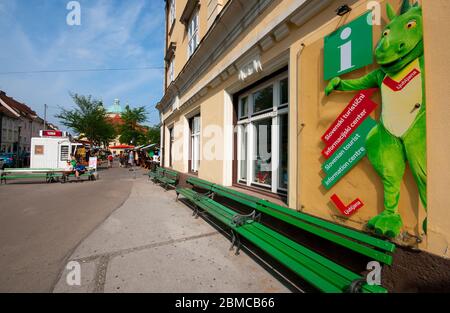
322,1,427,239
89,157,98,170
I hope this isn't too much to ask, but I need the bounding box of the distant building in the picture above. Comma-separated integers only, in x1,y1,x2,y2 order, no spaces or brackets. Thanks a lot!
106,99,125,149
0,90,45,154
106,99,149,152
46,123,59,131
107,98,124,117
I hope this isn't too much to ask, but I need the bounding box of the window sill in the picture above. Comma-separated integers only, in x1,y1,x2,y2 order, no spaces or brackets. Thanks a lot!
232,183,287,205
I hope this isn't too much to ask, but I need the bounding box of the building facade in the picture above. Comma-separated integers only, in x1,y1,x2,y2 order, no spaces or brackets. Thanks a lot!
0,91,45,154
156,0,450,271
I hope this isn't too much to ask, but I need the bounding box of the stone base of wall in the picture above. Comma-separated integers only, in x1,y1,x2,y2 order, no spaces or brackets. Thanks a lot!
383,248,450,293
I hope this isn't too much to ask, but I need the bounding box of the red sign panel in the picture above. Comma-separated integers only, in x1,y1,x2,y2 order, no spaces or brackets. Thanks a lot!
42,130,64,137
383,68,420,92
331,194,364,217
321,88,378,159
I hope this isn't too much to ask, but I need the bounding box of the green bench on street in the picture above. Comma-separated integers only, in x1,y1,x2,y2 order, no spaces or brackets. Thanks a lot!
1,168,61,184
1,168,97,184
176,177,395,293
148,167,179,190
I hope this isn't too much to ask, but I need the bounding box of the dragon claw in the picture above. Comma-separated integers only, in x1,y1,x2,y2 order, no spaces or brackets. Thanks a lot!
368,212,403,239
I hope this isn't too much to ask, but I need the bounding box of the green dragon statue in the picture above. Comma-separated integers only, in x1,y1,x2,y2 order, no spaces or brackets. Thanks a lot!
325,0,426,239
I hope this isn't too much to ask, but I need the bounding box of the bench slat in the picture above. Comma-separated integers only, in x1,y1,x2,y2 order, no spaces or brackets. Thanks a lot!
250,223,387,293
244,223,353,292
176,182,392,293
256,203,393,265
212,186,260,209
187,177,215,191
236,225,342,293
259,200,395,253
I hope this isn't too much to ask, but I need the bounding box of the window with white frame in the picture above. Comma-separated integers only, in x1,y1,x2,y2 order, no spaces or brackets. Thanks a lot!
190,115,201,173
187,10,199,58
237,75,289,194
169,0,176,28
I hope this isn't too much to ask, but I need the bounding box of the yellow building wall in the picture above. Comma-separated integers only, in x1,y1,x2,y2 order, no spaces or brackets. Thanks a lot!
163,87,228,185
288,0,448,255
423,0,450,258
198,88,227,184
178,0,298,106
166,0,212,86
161,0,449,256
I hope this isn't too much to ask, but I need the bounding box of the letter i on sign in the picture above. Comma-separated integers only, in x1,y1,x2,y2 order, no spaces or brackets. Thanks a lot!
324,11,373,80
339,27,355,73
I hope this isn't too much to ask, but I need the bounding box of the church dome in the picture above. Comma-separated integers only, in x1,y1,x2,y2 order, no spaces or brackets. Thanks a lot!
107,99,123,114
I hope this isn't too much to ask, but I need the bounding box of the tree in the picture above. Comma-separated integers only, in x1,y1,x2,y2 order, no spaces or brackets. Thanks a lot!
56,93,116,146
145,124,161,145
119,105,148,145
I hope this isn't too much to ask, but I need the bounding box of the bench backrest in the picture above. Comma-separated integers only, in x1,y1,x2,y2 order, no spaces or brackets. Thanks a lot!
211,185,260,210
164,169,179,180
184,177,395,263
187,177,215,191
257,200,395,254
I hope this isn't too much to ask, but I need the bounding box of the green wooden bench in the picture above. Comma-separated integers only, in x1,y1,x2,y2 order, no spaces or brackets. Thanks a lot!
1,169,63,184
1,168,97,184
1,173,60,184
61,170,97,183
176,177,395,293
211,184,394,266
153,168,179,190
148,167,165,182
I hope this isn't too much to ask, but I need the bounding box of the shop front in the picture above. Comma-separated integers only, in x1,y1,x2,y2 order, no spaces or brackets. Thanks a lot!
157,0,450,291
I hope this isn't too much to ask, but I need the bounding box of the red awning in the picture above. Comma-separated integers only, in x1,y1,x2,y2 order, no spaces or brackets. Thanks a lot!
109,145,135,149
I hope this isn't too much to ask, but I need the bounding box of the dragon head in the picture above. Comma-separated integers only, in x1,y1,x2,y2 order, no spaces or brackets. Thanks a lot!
375,0,423,75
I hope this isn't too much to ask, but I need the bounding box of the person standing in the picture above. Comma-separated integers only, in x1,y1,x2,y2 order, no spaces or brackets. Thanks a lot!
128,150,134,167
134,151,140,167
107,154,113,168
119,152,124,168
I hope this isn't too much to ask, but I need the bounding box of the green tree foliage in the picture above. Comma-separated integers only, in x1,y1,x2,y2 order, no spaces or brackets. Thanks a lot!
56,93,116,146
145,124,161,145
119,105,148,145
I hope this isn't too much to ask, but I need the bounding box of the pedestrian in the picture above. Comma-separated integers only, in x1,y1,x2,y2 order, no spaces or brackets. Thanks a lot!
107,154,113,168
118,152,122,168
128,151,134,167
135,151,140,167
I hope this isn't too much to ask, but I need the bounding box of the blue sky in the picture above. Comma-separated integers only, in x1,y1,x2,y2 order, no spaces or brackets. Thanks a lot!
0,0,165,130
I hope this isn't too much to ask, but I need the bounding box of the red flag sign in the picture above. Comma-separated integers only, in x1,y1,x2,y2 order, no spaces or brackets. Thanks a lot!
331,194,364,217
321,89,378,159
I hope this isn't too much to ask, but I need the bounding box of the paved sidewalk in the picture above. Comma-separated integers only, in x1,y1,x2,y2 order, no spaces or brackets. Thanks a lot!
53,171,290,293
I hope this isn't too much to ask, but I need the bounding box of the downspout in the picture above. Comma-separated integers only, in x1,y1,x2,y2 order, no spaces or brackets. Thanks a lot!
296,43,306,212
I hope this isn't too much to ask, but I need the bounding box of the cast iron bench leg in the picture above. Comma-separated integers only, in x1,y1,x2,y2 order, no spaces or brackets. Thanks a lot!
229,230,241,255
230,230,236,251
195,205,201,219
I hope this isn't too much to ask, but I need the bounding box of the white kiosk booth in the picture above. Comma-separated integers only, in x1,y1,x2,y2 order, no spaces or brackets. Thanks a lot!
30,130,82,169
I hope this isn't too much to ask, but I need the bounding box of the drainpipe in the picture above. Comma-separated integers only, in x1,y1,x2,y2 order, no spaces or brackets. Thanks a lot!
295,43,306,212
